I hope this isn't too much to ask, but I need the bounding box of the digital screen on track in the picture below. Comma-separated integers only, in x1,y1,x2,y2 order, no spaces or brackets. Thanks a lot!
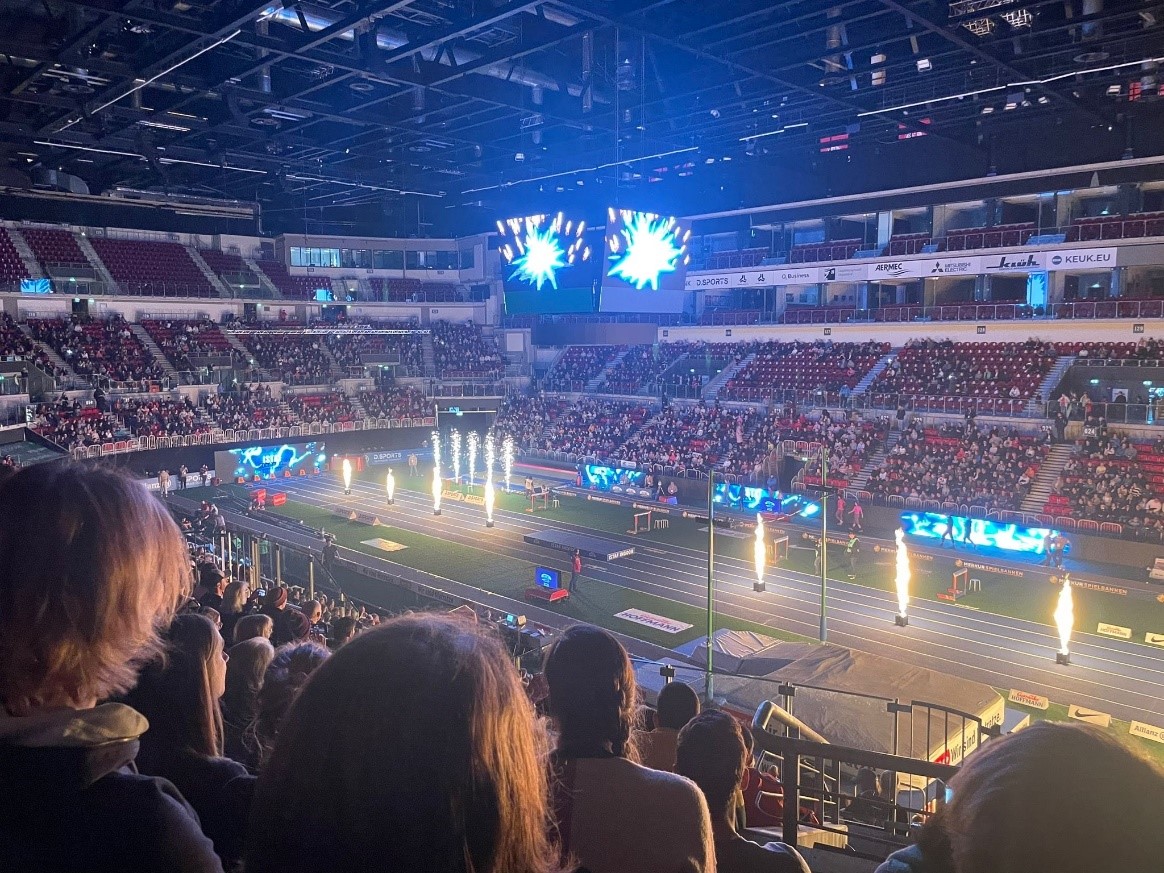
714,484,799,514
498,213,601,314
216,441,328,481
900,512,1059,556
583,464,647,490
535,566,562,590
599,208,691,313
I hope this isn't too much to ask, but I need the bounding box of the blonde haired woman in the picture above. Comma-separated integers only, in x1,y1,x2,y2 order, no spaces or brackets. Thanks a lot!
0,464,221,872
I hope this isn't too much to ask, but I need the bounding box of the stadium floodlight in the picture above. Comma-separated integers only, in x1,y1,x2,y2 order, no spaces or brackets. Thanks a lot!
1054,575,1074,665
894,528,911,626
753,513,766,592
386,468,395,505
606,211,687,291
342,458,352,495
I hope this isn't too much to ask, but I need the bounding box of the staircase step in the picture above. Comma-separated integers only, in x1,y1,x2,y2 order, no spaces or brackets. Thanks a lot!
188,248,230,297
6,229,45,279
703,352,756,400
243,257,282,299
852,350,897,397
74,234,120,292
1019,443,1074,513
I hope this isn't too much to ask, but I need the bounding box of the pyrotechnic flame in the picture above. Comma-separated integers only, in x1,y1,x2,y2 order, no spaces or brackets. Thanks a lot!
1055,575,1074,655
485,432,496,524
754,513,766,587
385,468,395,502
342,458,352,492
432,466,442,513
503,435,514,492
450,429,462,484
895,528,911,619
467,431,479,487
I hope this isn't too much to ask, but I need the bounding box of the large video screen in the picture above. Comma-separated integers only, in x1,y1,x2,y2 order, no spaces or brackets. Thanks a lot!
215,441,328,482
499,213,600,314
599,208,691,313
900,511,1058,557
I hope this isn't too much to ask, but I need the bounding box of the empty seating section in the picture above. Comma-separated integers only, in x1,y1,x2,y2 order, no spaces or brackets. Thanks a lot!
943,223,1034,251
239,333,333,385
544,345,624,391
28,316,163,386
196,248,254,285
325,322,423,372
357,387,429,420
21,228,88,270
492,394,571,448
254,258,322,298
887,233,932,256
616,403,769,474
0,229,28,281
1043,432,1164,540
868,340,1059,414
700,247,767,270
364,277,425,301
141,319,234,371
779,305,858,325
722,341,888,401
599,343,693,395
1068,212,1164,242
789,239,862,263
430,320,502,378
285,392,357,425
866,421,1049,511
535,398,652,457
88,237,214,297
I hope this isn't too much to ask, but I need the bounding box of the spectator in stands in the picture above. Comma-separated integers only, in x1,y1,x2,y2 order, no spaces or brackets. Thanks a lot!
676,710,810,873
545,624,714,873
246,615,560,873
233,612,274,645
123,613,253,865
222,637,275,772
328,615,359,649
219,580,250,643
431,320,503,378
0,465,221,872
244,641,330,768
876,722,1164,873
639,681,701,772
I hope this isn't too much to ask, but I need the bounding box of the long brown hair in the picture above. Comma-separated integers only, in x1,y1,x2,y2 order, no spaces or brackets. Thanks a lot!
0,464,190,713
544,624,639,760
245,614,560,873
124,613,224,768
916,721,1164,873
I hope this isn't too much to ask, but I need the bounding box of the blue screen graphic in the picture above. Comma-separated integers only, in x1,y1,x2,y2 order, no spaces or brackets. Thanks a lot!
498,212,595,293
225,441,328,479
583,464,646,490
900,512,1058,556
536,566,561,590
20,279,51,294
714,484,800,514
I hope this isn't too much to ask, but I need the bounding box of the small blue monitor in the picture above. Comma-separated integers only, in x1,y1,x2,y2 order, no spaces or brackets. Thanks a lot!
535,566,561,590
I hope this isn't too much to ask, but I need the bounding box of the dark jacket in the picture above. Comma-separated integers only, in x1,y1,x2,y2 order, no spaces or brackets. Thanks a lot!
876,844,932,873
0,702,223,873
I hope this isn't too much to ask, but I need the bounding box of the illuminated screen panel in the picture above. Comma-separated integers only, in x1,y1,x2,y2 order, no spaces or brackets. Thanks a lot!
900,511,1057,556
583,464,646,490
20,279,51,294
215,441,328,482
714,484,801,514
599,208,691,313
535,566,561,590
498,213,600,314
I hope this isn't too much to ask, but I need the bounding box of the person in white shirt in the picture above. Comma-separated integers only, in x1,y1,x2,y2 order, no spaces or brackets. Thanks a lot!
545,625,715,873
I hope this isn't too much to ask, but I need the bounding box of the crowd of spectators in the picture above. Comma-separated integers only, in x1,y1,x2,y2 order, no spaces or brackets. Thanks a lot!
492,392,570,449
141,319,235,372
431,320,503,378
867,421,1049,509
543,345,623,392
778,410,886,488
0,312,64,380
28,315,165,387
284,392,358,426
599,343,694,395
357,386,430,420
29,394,210,448
615,402,769,476
240,334,333,386
1046,427,1164,539
869,339,1057,402
325,322,424,372
2,465,1163,873
535,398,652,458
202,385,291,431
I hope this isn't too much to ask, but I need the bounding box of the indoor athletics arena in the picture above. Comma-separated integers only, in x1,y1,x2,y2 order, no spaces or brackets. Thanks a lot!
1,1,1163,871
